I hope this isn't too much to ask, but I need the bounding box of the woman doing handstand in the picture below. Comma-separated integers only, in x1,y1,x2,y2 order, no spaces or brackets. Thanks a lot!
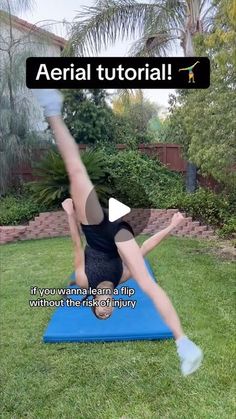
33,89,203,376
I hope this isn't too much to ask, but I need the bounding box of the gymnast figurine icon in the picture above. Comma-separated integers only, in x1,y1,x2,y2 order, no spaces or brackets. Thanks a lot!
32,89,203,376
178,61,200,83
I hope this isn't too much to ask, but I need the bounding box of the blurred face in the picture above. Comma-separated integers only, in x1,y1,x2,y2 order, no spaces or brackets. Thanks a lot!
94,295,114,320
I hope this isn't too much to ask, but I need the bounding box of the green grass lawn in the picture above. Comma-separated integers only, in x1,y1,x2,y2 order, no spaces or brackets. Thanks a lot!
1,236,235,419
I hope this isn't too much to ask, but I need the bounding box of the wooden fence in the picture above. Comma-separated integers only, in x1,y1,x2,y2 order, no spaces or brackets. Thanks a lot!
12,143,187,181
11,143,220,190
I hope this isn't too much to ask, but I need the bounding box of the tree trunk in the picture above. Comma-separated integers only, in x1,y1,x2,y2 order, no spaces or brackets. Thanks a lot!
186,161,197,193
184,29,198,192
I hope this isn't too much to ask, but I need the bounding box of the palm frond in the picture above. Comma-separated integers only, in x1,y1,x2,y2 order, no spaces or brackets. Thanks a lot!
199,0,214,15
185,0,215,31
65,0,217,58
0,0,35,17
145,0,186,34
67,0,155,56
131,0,186,56
30,149,111,206
201,4,217,30
130,31,178,56
202,15,215,32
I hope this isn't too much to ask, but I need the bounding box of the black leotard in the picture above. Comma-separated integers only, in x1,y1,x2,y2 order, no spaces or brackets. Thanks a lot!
81,209,134,290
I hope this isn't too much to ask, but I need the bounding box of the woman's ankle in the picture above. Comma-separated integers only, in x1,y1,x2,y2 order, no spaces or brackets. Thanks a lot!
175,333,187,344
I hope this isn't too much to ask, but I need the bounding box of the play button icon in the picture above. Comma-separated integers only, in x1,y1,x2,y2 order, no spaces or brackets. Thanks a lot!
108,198,131,222
84,185,151,241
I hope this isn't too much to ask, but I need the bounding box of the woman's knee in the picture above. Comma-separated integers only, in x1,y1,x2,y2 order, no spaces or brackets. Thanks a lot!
69,164,87,180
138,278,157,295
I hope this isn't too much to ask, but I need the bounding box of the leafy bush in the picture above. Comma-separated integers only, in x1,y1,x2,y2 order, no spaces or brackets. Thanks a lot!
30,148,110,207
101,150,235,235
62,89,137,146
102,149,184,208
217,217,236,239
2,146,234,238
158,187,235,237
165,188,232,226
0,192,46,226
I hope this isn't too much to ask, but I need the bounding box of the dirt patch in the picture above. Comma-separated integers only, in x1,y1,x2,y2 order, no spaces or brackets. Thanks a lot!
215,245,236,261
187,240,236,261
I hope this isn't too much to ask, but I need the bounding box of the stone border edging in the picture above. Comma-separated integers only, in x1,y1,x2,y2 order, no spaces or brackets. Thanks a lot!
0,209,215,244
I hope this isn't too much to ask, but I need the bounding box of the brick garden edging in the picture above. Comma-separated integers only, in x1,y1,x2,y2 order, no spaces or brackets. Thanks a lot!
0,209,215,245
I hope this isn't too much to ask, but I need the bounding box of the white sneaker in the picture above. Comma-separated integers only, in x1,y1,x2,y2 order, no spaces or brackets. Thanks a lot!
32,89,63,117
177,336,203,376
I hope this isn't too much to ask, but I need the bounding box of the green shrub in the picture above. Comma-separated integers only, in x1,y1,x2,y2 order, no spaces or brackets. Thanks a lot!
170,188,232,227
102,149,184,208
0,193,46,226
3,147,233,237
30,148,111,207
217,217,236,239
101,149,235,235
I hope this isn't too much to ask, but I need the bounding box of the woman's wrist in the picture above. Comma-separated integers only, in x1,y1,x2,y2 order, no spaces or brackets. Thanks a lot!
166,224,174,233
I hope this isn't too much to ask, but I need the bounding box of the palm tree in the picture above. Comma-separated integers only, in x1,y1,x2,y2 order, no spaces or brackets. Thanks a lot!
66,0,216,192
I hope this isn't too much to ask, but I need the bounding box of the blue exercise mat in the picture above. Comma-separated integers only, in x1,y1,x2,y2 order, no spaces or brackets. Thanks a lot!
43,259,173,343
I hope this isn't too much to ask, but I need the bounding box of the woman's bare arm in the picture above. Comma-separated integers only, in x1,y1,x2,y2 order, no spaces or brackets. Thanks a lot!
62,199,85,272
119,212,185,282
141,212,185,256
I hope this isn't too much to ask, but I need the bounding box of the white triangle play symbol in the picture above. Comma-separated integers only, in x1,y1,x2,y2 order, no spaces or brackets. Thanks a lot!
108,198,131,222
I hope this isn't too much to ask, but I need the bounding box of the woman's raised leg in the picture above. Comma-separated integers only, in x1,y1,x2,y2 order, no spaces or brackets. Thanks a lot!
47,115,103,225
33,89,103,225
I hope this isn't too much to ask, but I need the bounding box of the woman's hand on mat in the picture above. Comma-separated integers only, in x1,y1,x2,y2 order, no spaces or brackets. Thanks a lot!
170,212,185,228
62,198,75,216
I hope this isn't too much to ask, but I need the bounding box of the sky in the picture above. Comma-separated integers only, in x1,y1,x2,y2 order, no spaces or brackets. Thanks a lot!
21,0,179,109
